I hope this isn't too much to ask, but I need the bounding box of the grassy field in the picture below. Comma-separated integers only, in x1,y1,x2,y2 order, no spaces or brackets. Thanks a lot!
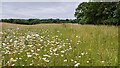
0,22,118,66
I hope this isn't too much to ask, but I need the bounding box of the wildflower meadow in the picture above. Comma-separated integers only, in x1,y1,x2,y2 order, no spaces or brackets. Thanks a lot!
0,23,118,67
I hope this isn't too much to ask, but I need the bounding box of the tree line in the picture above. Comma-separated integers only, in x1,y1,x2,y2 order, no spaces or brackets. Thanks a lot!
75,2,120,25
90,0,119,2
0,19,77,25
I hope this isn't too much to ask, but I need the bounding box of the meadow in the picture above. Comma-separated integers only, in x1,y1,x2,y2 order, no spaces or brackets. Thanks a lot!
0,22,118,66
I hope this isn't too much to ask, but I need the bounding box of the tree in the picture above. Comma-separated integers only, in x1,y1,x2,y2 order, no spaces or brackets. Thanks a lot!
75,2,120,25
90,0,119,2
1,19,77,25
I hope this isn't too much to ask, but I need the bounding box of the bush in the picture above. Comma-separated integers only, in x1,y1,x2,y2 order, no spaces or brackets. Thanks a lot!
103,18,119,25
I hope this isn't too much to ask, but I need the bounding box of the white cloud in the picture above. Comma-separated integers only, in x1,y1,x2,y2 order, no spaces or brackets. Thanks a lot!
0,2,2,19
1,0,88,2
2,2,80,19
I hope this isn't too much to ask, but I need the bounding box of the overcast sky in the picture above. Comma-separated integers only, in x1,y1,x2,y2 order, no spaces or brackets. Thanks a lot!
2,2,81,19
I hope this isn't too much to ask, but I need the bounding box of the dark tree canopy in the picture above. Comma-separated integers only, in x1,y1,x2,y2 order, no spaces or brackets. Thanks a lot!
90,0,119,2
0,19,77,25
75,2,120,25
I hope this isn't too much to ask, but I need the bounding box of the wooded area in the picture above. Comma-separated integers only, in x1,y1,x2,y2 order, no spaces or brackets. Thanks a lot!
0,19,76,25
75,2,120,25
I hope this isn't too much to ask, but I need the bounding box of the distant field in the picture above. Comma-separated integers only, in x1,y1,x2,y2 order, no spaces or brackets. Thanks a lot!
0,22,118,66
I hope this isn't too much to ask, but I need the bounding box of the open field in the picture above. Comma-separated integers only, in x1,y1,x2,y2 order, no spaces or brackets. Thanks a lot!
0,22,118,66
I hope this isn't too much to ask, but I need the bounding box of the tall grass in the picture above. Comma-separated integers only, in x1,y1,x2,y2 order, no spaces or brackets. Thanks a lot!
1,23,118,66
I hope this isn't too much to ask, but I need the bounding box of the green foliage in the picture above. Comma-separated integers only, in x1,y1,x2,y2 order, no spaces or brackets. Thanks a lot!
1,19,77,25
78,16,89,24
103,18,119,25
75,2,120,25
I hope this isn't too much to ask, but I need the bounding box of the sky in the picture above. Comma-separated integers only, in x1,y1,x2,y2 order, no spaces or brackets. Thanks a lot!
1,0,88,2
1,2,81,19
1,2,86,19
